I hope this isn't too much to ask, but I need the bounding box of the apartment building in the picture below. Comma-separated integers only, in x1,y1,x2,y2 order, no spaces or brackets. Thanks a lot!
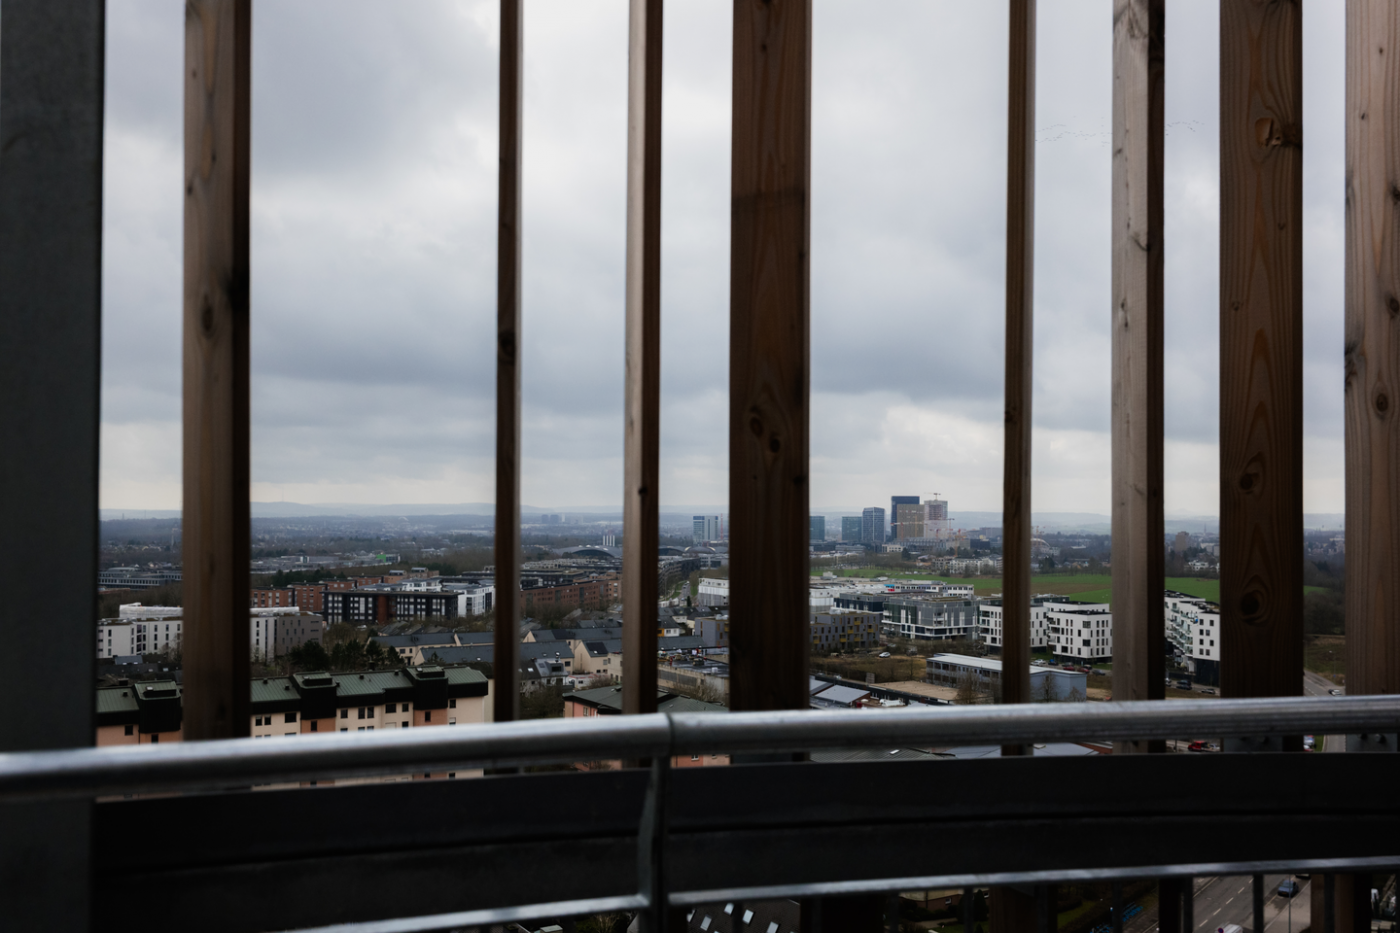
810,609,882,651
883,595,979,643
250,587,296,608
697,577,730,607
978,598,1049,652
325,589,463,624
98,609,325,660
1165,591,1221,686
1046,602,1113,664
520,577,616,616
95,666,491,747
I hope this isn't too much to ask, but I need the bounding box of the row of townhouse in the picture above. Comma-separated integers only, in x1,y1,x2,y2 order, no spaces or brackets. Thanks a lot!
1165,591,1221,686
97,607,325,660
96,666,492,770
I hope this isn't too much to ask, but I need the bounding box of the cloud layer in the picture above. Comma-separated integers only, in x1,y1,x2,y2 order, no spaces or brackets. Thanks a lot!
99,0,1348,515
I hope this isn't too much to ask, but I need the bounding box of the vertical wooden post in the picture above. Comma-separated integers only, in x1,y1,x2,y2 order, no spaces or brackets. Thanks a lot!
1345,0,1400,698
494,0,524,723
1000,0,1035,716
0,2,104,926
728,0,812,713
1343,8,1400,926
622,0,664,717
993,5,1036,926
182,0,252,742
1110,0,1166,751
1218,0,1303,703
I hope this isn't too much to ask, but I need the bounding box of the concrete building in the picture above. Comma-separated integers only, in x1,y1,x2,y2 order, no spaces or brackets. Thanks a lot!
978,598,1051,652
251,609,326,661
884,595,979,643
924,653,1087,702
895,502,925,542
251,587,296,608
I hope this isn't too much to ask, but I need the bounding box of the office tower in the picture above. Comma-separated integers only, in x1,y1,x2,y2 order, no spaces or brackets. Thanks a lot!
841,516,862,542
861,507,885,545
890,495,919,541
809,515,825,541
693,515,722,544
895,502,925,541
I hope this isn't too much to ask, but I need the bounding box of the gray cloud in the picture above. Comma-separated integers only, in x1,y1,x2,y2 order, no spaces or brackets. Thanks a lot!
98,0,1349,515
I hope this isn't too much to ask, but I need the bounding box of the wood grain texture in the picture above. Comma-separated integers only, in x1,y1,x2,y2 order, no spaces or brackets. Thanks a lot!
1110,0,1166,748
182,0,251,742
494,0,523,723
1000,0,1035,720
622,0,664,717
728,0,811,713
1344,0,1400,698
1219,0,1303,701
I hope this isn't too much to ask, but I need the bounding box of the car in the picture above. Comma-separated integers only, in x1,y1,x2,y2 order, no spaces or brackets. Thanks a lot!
1199,687,1217,695
1328,688,1343,696
1187,741,1209,752
878,651,890,658
1279,879,1301,897
1176,679,1192,690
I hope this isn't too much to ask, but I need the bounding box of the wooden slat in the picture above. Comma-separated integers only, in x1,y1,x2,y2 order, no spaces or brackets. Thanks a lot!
1109,0,1166,749
621,0,664,716
1344,0,1400,699
1000,0,1035,717
728,0,812,713
1218,0,1303,701
182,0,252,741
1342,8,1400,931
0,2,105,926
494,0,524,723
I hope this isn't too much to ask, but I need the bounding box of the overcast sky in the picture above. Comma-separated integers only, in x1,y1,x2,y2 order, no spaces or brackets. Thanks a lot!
99,0,1347,516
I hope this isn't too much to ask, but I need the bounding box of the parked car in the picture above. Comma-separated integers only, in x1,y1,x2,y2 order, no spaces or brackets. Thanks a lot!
1328,688,1343,696
1279,879,1301,898
1176,679,1192,690
1187,741,1209,752
878,651,891,658
1199,687,1217,695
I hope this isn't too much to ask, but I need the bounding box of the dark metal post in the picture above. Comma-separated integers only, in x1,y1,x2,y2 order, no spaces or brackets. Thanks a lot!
1253,875,1265,933
1113,882,1124,933
1325,873,1336,933
962,888,975,933
0,1,105,929
1183,878,1194,933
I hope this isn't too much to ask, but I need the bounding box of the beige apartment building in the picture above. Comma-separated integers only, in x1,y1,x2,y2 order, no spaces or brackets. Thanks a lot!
96,666,492,754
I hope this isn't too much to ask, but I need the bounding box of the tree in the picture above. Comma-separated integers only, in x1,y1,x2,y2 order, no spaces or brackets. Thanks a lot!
1036,673,1059,703
287,640,330,671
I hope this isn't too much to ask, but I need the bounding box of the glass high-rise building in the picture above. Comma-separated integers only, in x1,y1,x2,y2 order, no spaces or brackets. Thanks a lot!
861,507,885,545
841,516,862,542
809,515,826,541
692,515,722,543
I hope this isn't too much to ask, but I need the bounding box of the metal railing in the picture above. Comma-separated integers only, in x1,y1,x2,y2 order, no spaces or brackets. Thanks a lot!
5,694,1397,801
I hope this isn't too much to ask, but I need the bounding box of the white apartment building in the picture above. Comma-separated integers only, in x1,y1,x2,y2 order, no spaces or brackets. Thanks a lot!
118,602,183,620
978,599,1051,652
98,615,183,658
1165,591,1221,686
99,608,324,660
697,577,730,607
1046,602,1113,663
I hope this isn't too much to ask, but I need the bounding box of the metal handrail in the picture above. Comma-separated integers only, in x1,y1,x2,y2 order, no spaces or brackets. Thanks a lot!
1,694,1394,802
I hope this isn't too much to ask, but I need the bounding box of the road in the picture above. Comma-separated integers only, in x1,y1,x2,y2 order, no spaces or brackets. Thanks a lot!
1189,874,1310,933
1302,670,1345,753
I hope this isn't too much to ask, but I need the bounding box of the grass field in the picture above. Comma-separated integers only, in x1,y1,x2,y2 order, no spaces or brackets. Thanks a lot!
829,571,1327,609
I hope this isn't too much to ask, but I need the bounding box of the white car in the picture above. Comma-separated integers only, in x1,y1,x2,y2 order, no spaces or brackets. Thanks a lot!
1329,688,1343,696
878,651,891,658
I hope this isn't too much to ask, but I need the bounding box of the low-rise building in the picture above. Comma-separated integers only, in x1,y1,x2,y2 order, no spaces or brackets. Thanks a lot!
697,577,730,607
924,653,1086,702
810,609,882,651
95,667,492,758
1045,602,1112,664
